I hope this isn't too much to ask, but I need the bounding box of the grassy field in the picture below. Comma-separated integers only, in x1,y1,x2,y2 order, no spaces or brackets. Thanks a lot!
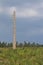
0,47,43,65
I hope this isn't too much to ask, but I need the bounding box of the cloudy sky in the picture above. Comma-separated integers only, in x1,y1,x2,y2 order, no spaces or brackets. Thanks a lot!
0,0,43,44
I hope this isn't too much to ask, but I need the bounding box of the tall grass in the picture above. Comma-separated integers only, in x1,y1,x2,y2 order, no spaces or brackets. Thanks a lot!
0,47,43,65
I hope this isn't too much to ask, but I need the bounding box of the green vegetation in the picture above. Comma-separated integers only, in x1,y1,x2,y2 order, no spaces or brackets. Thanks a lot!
0,41,43,47
0,47,43,65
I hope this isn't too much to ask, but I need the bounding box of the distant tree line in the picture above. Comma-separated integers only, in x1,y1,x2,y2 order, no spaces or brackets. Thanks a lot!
0,41,43,48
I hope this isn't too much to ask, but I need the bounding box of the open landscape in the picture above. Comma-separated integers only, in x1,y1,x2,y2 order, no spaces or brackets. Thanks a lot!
0,47,43,65
0,0,43,65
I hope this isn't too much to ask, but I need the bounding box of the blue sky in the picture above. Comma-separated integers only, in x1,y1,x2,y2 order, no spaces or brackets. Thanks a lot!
0,0,43,44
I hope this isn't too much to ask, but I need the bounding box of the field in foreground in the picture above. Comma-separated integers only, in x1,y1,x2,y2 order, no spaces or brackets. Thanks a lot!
0,47,43,65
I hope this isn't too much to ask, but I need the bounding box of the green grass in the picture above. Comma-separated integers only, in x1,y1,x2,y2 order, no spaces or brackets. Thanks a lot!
0,47,43,65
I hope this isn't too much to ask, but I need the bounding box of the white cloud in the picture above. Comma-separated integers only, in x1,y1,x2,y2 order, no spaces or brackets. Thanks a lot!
0,6,38,18
0,0,43,18
0,6,16,15
6,7,16,15
17,8,38,18
0,4,43,18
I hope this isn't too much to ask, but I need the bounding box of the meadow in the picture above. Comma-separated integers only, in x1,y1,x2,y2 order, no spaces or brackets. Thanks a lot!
0,47,43,65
